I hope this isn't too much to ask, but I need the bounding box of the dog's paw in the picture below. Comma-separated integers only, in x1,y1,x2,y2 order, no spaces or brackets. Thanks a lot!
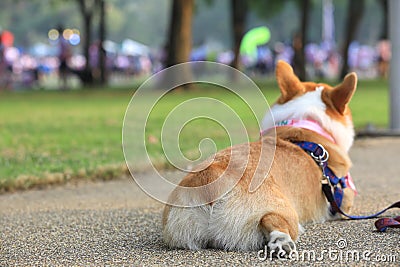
267,230,296,258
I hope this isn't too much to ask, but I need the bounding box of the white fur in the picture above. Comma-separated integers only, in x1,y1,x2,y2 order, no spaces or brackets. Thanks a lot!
163,204,211,250
164,190,273,251
262,87,354,151
268,230,296,257
298,223,305,235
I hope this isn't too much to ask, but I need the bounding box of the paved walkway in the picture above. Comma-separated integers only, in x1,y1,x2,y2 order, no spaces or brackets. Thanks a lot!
0,138,399,266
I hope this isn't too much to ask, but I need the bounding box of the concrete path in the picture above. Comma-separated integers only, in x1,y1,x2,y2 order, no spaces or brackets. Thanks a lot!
0,138,399,266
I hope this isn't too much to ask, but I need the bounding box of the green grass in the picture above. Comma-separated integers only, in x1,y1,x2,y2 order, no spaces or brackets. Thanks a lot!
349,79,389,128
0,79,389,192
0,89,132,191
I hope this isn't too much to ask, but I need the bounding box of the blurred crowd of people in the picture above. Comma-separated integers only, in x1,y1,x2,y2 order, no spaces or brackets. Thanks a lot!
235,39,391,80
0,27,392,91
0,28,155,90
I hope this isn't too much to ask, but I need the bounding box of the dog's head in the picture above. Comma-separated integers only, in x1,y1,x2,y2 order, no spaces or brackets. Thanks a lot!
263,60,357,152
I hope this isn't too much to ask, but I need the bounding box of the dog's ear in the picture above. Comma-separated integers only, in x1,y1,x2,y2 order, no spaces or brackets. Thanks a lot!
331,72,357,114
275,60,304,103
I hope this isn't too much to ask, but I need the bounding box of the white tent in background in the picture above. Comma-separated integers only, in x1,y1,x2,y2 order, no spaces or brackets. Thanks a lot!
121,39,150,56
103,40,119,54
30,43,58,57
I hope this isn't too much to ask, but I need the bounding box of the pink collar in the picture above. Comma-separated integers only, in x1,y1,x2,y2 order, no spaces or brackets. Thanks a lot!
262,119,335,143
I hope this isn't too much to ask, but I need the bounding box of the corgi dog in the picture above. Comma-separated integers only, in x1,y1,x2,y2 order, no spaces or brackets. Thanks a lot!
162,60,357,253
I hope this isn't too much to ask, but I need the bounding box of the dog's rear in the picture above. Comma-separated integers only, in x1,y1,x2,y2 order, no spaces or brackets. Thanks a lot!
163,61,357,252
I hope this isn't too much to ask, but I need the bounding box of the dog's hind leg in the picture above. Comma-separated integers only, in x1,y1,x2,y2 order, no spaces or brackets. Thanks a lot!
259,203,299,257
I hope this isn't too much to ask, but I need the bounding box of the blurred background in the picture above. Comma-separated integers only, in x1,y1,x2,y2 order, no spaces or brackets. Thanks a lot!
0,0,396,192
0,0,391,90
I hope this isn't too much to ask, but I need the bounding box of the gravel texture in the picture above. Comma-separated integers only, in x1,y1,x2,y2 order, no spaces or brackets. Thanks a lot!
0,138,399,266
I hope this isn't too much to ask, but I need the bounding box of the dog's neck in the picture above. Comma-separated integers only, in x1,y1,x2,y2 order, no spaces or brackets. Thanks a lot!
262,119,335,143
262,119,352,177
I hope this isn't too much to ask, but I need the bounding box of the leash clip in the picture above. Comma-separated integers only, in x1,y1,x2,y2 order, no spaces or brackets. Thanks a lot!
321,173,331,186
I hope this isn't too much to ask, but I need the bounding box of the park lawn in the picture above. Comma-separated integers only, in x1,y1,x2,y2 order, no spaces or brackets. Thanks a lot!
0,89,133,191
0,79,389,192
349,79,389,128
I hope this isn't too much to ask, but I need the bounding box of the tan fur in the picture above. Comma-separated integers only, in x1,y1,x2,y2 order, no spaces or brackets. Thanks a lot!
162,61,357,251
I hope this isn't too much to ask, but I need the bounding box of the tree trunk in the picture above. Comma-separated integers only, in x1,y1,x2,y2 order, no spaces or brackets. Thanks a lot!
293,0,310,81
77,0,94,85
164,0,194,89
166,0,193,67
98,0,107,84
340,0,365,79
231,0,247,70
378,0,389,39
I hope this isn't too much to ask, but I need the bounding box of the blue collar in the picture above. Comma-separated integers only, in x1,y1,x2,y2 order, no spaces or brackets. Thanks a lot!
294,141,346,215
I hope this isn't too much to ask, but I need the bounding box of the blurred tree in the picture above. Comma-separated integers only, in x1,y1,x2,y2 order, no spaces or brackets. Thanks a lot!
292,0,310,81
164,0,194,89
28,0,97,85
248,0,287,21
48,0,107,85
248,0,310,80
378,0,388,39
165,0,194,67
0,1,386,49
98,0,107,84
230,0,247,70
66,0,108,85
340,0,365,79
76,0,97,85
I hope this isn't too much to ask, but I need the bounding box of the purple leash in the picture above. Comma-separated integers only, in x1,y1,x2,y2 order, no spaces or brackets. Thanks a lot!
296,141,400,232
375,216,400,232
322,183,400,231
